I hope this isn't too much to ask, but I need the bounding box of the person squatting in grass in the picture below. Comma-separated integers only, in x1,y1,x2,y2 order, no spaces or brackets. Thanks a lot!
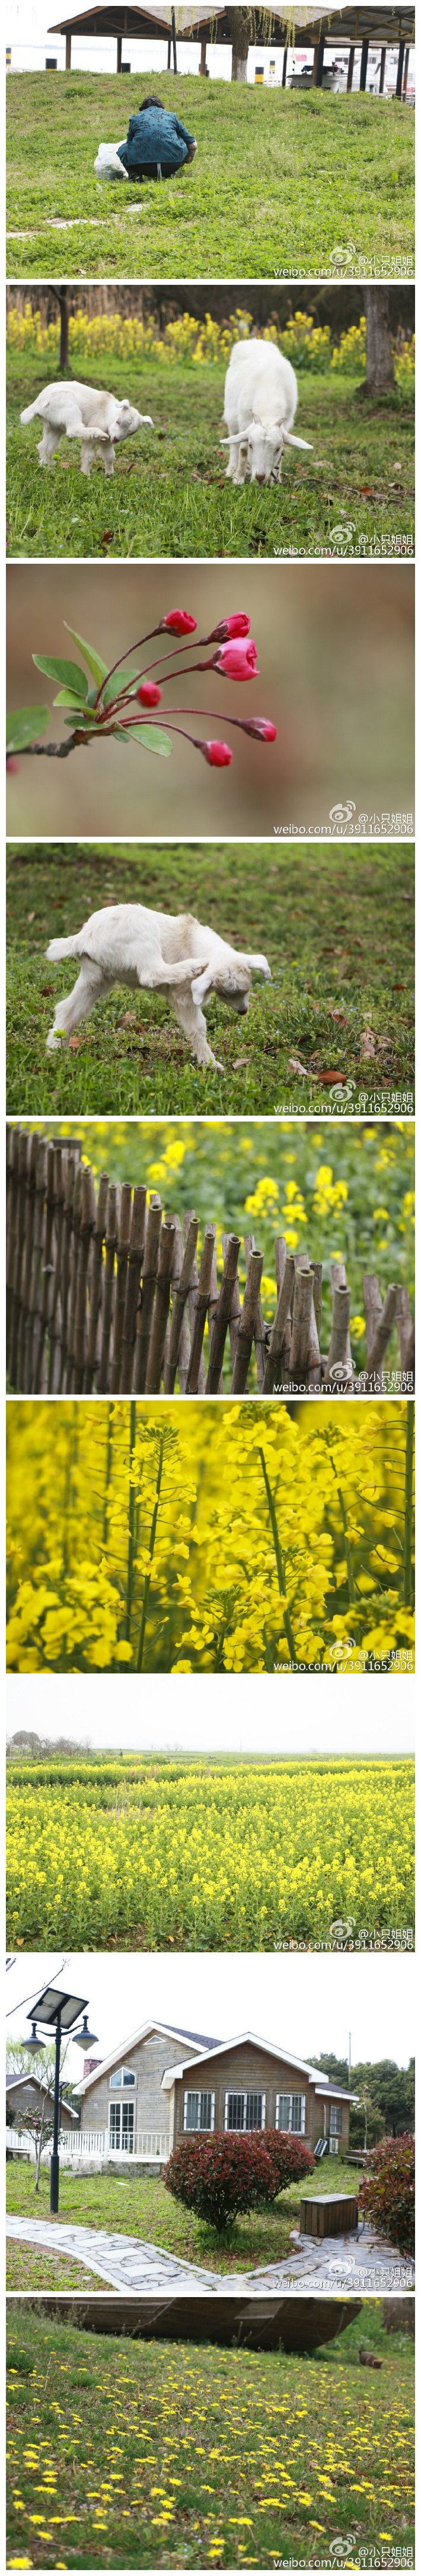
95,96,197,188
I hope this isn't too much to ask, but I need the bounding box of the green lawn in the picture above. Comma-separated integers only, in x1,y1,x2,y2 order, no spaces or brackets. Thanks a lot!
7,350,415,560
7,2155,362,2286
6,74,414,280
6,838,414,1117
6,2301,414,2568
6,2235,106,2292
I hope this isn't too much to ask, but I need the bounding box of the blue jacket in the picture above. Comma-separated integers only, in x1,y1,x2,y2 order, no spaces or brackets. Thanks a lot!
118,107,195,173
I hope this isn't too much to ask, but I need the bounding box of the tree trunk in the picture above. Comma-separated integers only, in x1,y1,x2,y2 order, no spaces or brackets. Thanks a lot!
227,8,251,82
364,287,395,396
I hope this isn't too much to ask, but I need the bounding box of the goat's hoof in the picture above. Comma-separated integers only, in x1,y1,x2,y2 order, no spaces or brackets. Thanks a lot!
46,1030,65,1052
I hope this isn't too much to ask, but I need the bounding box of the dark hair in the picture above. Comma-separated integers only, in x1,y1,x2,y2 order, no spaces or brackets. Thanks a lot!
137,94,164,111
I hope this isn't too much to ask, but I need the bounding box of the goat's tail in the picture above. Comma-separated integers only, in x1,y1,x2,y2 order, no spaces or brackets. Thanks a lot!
46,934,82,963
20,399,39,425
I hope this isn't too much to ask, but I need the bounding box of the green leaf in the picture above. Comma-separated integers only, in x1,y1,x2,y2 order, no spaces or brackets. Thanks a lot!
33,655,88,697
127,725,173,756
63,625,109,685
7,704,50,752
53,688,94,709
102,669,140,707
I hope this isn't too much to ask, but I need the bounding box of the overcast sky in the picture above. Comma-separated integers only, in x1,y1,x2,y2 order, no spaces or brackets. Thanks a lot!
6,1672,416,1752
7,1950,415,2082
7,7,414,84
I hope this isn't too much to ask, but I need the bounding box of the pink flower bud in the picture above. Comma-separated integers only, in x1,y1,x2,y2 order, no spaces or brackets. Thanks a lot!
206,614,251,642
197,739,232,768
137,682,162,706
239,719,277,741
160,611,197,636
215,639,259,681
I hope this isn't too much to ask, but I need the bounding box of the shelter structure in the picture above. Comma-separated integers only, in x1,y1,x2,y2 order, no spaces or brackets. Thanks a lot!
49,4,415,93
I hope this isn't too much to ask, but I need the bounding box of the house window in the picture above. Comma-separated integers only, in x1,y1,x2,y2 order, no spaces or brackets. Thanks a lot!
183,2091,215,2132
224,2092,266,2132
275,2094,306,2135
109,2101,135,2152
109,2067,136,2089
330,2104,343,2136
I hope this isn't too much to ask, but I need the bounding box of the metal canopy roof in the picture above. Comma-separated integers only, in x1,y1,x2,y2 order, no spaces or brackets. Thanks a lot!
49,3,415,40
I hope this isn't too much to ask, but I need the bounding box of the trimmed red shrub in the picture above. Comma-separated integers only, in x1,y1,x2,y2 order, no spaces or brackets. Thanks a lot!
359,2132,414,2257
164,2132,279,2232
263,2131,316,2190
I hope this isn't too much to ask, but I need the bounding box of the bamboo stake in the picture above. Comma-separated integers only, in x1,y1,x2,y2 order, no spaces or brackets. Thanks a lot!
263,1243,295,1393
84,1170,109,1392
10,1129,30,1387
396,1287,415,1382
111,1181,133,1393
244,1233,267,1388
231,1248,264,1394
289,1266,314,1385
206,1235,240,1393
363,1280,398,1383
165,1215,197,1392
47,1145,65,1393
74,1164,97,1391
18,1131,39,1390
98,1185,118,1393
185,1211,207,1395
65,1162,82,1392
6,1126,21,1380
326,1282,353,1386
222,1229,246,1386
186,1227,216,1394
133,1196,162,1392
59,1154,76,1392
146,1219,177,1392
120,1184,147,1393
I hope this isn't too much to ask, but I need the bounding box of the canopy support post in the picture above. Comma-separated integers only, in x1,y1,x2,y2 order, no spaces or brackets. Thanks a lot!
359,38,369,90
200,37,207,73
282,44,288,86
379,45,386,91
396,38,405,96
172,7,177,72
346,45,355,90
65,31,71,68
403,45,410,97
117,32,122,70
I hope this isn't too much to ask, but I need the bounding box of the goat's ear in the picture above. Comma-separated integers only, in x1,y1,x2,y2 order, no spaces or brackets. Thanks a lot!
283,431,313,450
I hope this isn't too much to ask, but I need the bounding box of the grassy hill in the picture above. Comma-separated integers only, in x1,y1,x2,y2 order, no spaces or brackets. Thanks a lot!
7,2301,414,2567
7,73,415,279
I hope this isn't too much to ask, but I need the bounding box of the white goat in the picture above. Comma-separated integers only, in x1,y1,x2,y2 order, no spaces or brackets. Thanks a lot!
45,902,271,1072
20,382,153,478
222,338,312,484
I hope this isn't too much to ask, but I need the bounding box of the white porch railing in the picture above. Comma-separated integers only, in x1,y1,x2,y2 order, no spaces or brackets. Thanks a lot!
7,2124,169,2164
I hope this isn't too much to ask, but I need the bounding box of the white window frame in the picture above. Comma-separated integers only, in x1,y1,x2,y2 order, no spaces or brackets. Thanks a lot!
109,2065,136,2091
183,2089,215,2133
275,2092,306,2135
109,2099,135,2152
224,2091,266,2132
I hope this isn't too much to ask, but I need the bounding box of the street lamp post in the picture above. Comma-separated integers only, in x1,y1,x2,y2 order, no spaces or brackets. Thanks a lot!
24,1986,98,2216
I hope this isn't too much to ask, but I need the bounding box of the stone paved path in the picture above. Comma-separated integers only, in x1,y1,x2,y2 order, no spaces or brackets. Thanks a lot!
6,2216,218,2296
7,2214,414,2298
238,2223,415,2295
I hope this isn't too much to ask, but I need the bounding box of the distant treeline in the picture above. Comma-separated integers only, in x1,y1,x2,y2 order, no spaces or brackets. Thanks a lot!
7,281,415,338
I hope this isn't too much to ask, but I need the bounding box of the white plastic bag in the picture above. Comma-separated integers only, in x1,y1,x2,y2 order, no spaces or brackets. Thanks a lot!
94,143,129,182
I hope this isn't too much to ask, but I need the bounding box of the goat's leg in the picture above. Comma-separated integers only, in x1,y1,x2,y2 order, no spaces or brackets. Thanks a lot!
37,425,63,467
101,442,116,478
46,962,108,1050
136,955,209,991
225,433,240,482
170,987,224,1072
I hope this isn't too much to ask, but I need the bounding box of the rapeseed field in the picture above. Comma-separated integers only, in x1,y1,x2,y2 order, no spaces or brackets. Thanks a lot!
6,1400,414,1676
6,1754,414,1949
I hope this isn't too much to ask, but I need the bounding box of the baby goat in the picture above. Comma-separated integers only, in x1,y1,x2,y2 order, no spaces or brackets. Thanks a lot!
46,902,271,1071
21,382,153,477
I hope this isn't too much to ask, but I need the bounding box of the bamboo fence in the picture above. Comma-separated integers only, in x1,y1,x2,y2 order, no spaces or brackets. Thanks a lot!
6,1127,414,1399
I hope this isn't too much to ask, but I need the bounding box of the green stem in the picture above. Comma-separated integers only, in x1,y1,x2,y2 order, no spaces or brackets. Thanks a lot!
124,1400,137,1644
403,1398,414,1607
213,1623,226,1672
337,1482,357,1605
102,1404,113,1546
258,1447,298,1665
136,1435,165,1675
